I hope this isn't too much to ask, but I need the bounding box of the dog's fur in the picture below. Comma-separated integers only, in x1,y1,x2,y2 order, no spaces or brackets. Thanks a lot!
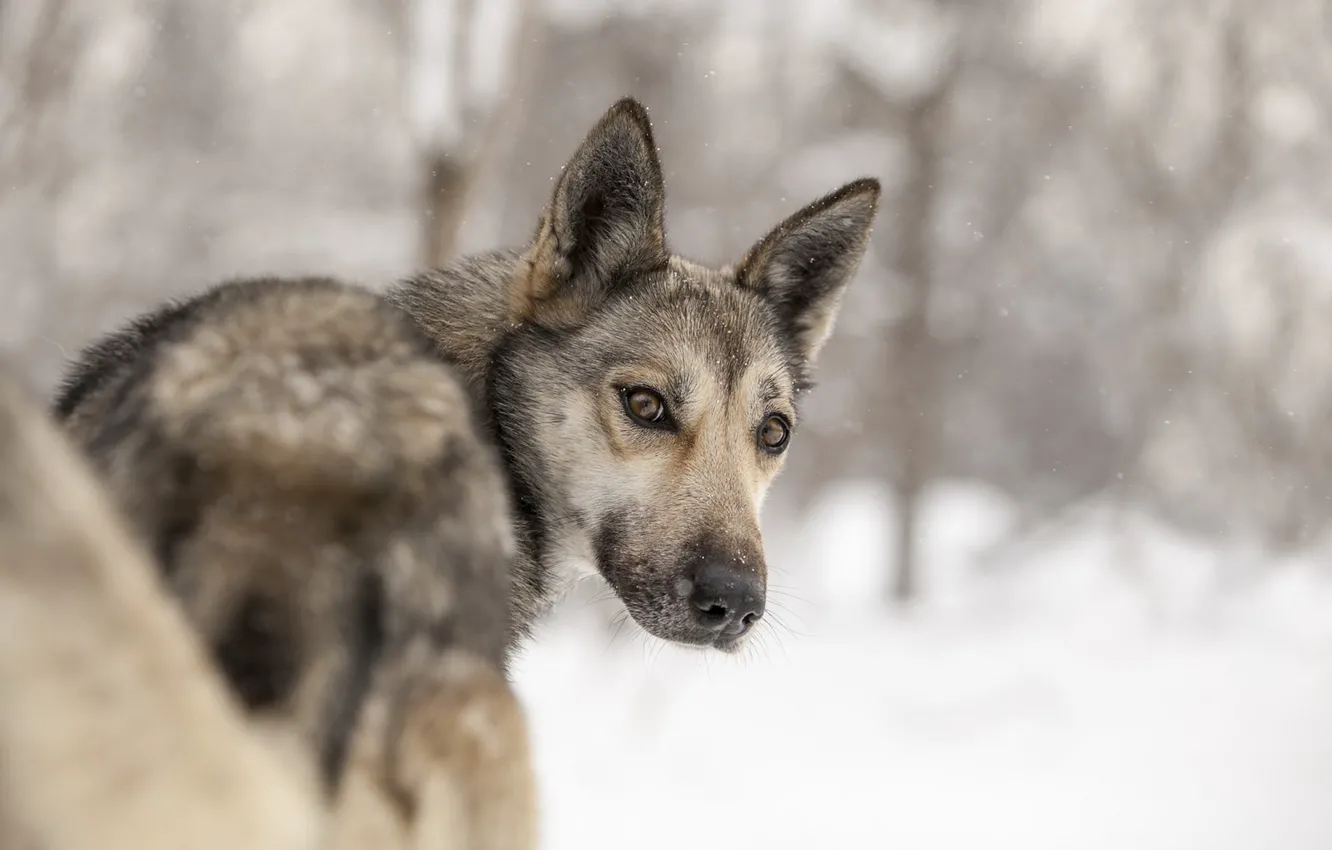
6,98,879,847
0,369,322,850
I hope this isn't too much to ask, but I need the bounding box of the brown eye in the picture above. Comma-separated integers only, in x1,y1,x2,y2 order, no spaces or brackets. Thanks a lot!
758,414,790,454
622,387,672,429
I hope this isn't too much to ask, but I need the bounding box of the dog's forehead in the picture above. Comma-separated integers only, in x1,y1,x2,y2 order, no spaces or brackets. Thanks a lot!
568,259,796,404
608,258,793,387
664,256,734,290
653,259,772,340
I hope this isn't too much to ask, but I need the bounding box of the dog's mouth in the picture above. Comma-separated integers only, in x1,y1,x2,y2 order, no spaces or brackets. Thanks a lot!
662,626,747,652
707,632,749,654
615,596,757,653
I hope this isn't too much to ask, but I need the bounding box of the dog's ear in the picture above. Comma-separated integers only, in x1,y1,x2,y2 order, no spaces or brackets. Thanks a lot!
512,98,667,324
737,178,880,362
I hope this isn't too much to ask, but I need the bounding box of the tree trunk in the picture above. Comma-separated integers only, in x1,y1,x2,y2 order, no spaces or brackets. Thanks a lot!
888,71,951,605
421,152,470,268
891,476,921,601
416,0,540,269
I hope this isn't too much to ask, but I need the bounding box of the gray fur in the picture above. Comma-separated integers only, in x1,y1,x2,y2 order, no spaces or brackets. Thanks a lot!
48,276,534,849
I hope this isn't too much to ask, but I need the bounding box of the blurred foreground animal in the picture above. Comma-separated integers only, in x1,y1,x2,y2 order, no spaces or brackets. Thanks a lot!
6,98,879,847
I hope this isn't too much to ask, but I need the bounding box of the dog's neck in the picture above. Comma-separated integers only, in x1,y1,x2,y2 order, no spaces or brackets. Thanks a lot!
483,400,608,649
387,252,597,649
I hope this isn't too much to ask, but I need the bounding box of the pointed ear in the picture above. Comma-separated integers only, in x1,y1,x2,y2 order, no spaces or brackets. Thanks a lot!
512,98,668,323
737,178,880,362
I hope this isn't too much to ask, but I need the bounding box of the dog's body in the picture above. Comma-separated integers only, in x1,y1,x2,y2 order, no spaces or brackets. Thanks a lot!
4,98,879,848
18,277,533,850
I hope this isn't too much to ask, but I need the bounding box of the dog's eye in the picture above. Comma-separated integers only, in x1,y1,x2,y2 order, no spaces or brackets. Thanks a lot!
622,387,673,429
758,414,790,454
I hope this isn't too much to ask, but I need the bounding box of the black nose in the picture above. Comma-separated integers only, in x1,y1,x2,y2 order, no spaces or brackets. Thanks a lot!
689,563,765,637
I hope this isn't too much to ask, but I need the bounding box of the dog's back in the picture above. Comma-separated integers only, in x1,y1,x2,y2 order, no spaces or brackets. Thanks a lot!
18,276,536,849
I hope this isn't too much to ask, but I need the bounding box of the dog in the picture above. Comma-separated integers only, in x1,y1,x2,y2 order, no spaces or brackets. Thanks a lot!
14,97,879,847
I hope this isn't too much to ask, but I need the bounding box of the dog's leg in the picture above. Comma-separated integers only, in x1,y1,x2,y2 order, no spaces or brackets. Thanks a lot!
0,370,322,850
330,640,537,850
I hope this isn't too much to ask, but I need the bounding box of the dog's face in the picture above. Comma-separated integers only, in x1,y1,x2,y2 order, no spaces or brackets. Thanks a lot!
496,99,879,651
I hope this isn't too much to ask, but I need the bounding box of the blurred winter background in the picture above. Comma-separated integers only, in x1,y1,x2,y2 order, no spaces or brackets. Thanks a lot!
4,0,1332,846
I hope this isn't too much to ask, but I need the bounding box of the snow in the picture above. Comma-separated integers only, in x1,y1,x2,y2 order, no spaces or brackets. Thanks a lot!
511,480,1332,850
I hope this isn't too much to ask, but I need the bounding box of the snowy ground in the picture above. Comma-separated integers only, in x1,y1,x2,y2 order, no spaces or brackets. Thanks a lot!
511,480,1332,850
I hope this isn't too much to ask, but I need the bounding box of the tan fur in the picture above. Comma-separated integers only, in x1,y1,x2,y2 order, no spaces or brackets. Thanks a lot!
585,333,785,545
344,661,535,850
332,643,536,850
0,368,322,850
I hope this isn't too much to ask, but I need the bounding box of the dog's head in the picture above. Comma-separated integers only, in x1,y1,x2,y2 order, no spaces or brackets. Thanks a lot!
493,98,878,651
